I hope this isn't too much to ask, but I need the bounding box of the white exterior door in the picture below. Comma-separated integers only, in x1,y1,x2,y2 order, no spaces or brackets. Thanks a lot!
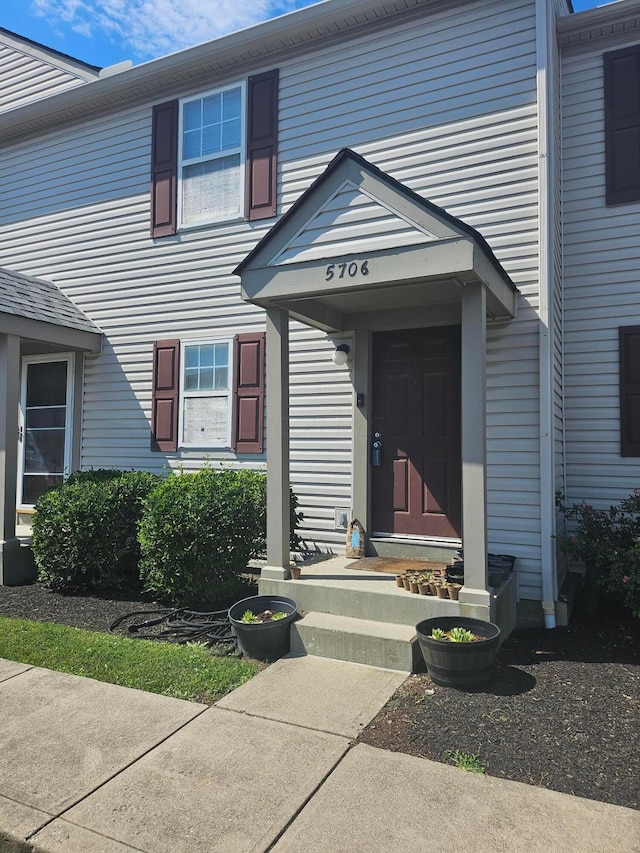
18,355,74,507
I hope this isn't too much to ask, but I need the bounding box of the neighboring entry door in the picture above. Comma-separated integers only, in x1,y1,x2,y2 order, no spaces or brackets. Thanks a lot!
18,356,74,507
371,327,461,538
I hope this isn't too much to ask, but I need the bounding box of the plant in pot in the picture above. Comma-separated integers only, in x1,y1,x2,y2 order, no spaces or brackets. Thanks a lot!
417,572,432,595
289,566,302,580
447,582,462,601
435,580,449,599
228,594,298,660
415,616,501,688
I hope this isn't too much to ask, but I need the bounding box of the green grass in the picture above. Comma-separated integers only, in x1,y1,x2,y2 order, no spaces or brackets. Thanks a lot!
0,617,259,704
445,749,486,774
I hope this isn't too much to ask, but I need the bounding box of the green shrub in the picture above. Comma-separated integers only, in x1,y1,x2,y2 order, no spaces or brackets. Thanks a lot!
138,468,302,607
557,490,640,617
32,470,163,593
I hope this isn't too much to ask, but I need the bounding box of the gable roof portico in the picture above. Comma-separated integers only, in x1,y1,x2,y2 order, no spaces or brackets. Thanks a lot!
236,149,518,331
235,149,518,620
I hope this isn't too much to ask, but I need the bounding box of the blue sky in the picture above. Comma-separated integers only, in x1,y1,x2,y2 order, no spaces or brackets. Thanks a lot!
1,0,614,69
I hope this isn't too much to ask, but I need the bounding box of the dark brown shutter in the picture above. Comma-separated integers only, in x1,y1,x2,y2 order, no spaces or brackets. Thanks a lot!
150,100,179,237
620,326,640,456
151,340,180,451
604,47,640,206
246,69,279,221
232,332,265,453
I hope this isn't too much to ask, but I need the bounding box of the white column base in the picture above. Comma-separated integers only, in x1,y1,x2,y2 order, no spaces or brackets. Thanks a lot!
458,586,492,608
260,565,293,580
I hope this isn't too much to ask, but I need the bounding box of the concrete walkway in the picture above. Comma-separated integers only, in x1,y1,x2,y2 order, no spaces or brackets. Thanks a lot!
0,655,638,853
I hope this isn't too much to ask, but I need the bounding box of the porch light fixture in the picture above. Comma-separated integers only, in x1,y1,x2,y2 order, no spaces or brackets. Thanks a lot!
332,343,350,366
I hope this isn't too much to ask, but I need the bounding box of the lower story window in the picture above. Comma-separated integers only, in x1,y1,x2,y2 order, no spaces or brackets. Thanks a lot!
180,340,232,447
151,332,265,454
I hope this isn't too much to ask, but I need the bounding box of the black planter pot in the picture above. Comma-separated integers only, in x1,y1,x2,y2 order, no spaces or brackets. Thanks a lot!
415,616,501,688
228,595,298,661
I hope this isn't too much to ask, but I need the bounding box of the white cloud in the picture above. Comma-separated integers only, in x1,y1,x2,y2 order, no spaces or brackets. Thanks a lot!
30,0,317,61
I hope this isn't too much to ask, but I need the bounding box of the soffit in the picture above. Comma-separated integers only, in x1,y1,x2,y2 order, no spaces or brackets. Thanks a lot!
558,0,640,55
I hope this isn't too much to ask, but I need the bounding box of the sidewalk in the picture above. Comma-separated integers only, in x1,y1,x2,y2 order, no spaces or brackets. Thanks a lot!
0,654,638,853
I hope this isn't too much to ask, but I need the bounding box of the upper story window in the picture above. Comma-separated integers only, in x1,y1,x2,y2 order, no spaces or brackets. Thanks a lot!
604,45,640,206
150,69,279,238
179,85,245,226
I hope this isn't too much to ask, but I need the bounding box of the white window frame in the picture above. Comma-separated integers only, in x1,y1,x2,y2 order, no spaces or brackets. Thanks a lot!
17,353,75,509
177,81,247,229
179,338,234,449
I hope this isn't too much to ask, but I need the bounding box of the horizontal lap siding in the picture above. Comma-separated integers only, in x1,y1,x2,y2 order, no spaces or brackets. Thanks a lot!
0,45,89,112
278,0,542,594
562,47,640,507
0,0,541,566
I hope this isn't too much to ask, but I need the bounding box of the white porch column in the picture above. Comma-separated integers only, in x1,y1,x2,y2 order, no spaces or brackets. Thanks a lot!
458,283,490,609
0,334,21,585
262,307,291,579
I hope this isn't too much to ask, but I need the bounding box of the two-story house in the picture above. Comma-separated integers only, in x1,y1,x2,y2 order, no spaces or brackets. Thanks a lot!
0,0,639,654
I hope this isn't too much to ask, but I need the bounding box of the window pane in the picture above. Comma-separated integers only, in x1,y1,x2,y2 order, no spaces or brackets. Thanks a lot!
222,88,241,121
202,93,222,126
183,128,201,160
199,368,214,390
22,474,63,506
183,100,202,132
26,406,66,429
221,117,241,150
199,345,214,367
214,366,228,390
26,362,67,407
213,343,228,367
24,428,65,474
182,154,241,222
183,396,228,445
185,346,199,369
202,122,222,156
185,368,199,390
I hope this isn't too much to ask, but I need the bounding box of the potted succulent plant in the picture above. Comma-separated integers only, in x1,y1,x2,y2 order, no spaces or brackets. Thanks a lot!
415,616,501,688
228,594,298,660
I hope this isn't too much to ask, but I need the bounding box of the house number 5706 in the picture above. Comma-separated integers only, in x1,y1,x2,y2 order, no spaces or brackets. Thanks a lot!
325,260,369,281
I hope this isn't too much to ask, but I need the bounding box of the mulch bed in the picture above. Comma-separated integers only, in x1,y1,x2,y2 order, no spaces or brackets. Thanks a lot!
1,582,638,810
359,603,640,811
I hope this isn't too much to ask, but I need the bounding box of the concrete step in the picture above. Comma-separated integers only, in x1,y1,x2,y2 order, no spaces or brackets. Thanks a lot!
290,611,421,672
260,572,461,627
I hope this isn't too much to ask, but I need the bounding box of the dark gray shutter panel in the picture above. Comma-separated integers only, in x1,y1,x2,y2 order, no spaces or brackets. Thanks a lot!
151,340,180,451
620,326,640,456
604,47,640,206
246,69,278,221
232,332,265,453
150,100,179,236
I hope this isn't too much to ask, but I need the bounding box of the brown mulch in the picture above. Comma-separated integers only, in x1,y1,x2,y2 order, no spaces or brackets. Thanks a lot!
0,582,638,810
358,603,640,811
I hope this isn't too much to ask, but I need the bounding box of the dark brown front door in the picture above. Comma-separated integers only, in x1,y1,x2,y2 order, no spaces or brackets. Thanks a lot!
371,327,461,538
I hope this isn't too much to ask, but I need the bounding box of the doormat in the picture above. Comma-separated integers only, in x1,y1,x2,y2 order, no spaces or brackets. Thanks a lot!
344,557,449,574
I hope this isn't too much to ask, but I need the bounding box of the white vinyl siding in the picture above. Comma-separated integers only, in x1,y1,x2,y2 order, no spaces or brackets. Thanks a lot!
0,0,543,569
0,41,95,113
562,43,640,508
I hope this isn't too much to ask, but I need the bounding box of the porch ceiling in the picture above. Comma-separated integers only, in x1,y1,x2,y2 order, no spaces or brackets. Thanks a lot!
236,149,518,333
